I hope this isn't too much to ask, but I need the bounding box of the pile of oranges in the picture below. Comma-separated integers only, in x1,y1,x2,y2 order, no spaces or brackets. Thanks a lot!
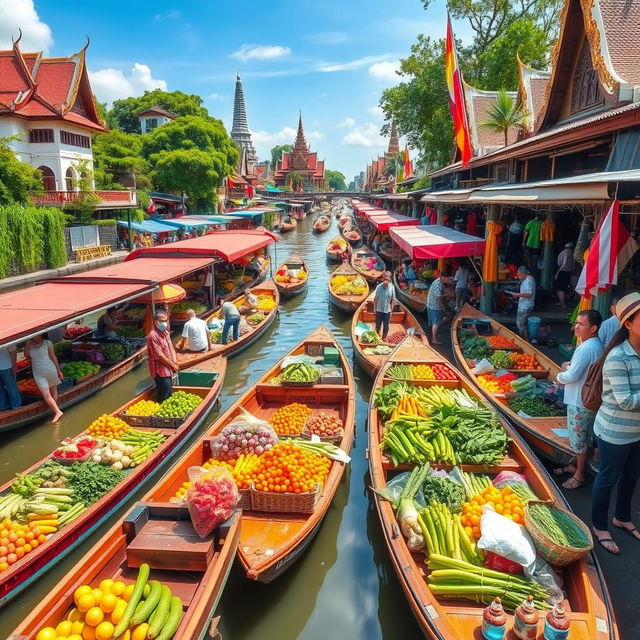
86,415,129,439
248,442,331,494
509,353,543,370
0,519,49,572
269,402,311,436
35,578,151,640
460,485,525,540
485,335,518,349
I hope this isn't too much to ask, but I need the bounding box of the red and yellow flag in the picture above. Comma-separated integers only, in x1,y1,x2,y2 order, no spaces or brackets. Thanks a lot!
403,144,413,178
445,14,472,166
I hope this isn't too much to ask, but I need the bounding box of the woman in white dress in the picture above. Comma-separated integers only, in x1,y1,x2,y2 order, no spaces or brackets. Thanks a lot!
24,334,64,423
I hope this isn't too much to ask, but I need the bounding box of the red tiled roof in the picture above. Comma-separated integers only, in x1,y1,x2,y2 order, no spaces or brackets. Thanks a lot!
36,60,76,107
137,105,177,119
529,77,549,126
308,153,317,170
599,0,640,87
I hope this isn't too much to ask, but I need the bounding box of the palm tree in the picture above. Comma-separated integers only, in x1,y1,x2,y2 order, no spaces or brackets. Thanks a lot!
479,89,526,147
385,152,404,178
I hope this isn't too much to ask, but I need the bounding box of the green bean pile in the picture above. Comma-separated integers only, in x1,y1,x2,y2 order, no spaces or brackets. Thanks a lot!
528,503,590,548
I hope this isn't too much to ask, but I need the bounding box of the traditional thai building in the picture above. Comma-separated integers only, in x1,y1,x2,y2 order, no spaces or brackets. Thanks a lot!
363,121,402,191
272,115,325,191
0,36,135,210
136,106,176,134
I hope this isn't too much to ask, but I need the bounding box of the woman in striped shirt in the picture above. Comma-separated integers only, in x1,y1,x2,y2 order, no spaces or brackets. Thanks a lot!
591,292,640,554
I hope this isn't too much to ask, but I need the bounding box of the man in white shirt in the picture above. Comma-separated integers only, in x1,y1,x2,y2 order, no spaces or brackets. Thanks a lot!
598,296,621,348
177,309,211,353
555,309,603,489
511,266,536,340
454,264,470,311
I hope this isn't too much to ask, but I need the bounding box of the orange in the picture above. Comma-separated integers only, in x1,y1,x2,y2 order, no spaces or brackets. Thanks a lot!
85,606,104,627
56,620,74,636
68,606,83,622
110,581,126,596
69,635,84,640
122,584,135,601
100,593,118,613
131,623,149,640
99,579,114,594
110,603,126,625
71,621,85,634
92,588,104,604
36,629,57,640
77,592,96,613
95,621,115,640
82,627,96,640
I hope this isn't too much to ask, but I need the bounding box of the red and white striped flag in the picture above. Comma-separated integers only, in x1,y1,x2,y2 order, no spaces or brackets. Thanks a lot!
576,200,638,299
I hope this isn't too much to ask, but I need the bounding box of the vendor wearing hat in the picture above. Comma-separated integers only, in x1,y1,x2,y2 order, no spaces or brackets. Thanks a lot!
554,242,575,310
591,292,640,554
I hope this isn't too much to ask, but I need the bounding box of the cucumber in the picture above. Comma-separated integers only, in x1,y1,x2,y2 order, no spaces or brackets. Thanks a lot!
132,580,161,625
147,584,171,639
155,596,184,640
113,562,149,637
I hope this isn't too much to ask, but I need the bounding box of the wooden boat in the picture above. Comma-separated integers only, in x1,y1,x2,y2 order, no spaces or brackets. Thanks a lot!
0,357,227,607
177,280,279,367
280,218,297,233
393,268,428,313
274,254,309,298
325,235,348,263
351,246,385,284
218,255,271,303
351,295,427,377
451,304,571,465
151,326,355,584
337,216,351,230
0,344,148,434
312,216,331,233
379,243,405,264
341,227,362,247
328,263,369,313
368,337,618,640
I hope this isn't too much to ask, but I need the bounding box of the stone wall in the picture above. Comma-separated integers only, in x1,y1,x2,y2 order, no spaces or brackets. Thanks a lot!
63,224,118,261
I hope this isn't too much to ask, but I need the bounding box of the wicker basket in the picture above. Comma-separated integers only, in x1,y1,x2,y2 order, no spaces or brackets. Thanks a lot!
300,427,343,444
250,483,320,514
119,412,155,428
525,500,593,566
238,487,251,510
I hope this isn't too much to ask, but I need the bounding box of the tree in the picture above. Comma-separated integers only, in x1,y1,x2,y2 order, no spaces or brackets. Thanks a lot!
0,136,43,205
270,144,292,166
66,159,100,224
479,88,527,146
385,152,405,180
288,172,303,191
108,89,210,133
92,130,152,190
325,169,347,191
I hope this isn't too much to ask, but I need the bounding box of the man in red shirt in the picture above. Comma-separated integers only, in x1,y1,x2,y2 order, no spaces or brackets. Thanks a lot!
146,310,178,402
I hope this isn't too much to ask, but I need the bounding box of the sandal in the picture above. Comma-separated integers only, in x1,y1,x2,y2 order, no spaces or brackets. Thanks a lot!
554,464,576,477
593,533,620,555
562,475,585,490
612,522,640,541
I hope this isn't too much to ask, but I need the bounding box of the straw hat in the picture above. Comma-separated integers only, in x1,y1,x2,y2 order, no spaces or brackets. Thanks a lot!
615,292,640,324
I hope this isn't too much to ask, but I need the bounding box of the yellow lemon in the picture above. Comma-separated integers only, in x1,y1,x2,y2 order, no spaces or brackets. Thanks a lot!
67,607,83,622
131,623,149,640
122,584,135,602
56,621,73,636
85,606,104,627
99,579,114,595
36,629,57,640
77,593,96,613
110,581,126,597
100,593,118,614
71,621,85,635
91,589,104,605
95,621,115,640
74,585,93,607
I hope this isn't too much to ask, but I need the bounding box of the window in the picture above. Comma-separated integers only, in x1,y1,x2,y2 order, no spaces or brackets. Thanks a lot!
145,118,158,133
38,165,56,191
60,130,90,149
29,129,54,143
65,167,77,191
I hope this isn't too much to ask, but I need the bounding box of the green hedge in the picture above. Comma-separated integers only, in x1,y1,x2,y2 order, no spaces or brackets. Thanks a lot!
0,205,67,277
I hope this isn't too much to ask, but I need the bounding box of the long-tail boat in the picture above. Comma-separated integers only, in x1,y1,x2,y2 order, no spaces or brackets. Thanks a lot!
368,336,618,639
451,304,571,464
393,268,428,313
350,246,385,284
280,218,297,233
312,216,331,233
328,263,369,313
325,236,348,263
151,326,355,583
351,295,426,377
274,254,309,298
0,357,226,607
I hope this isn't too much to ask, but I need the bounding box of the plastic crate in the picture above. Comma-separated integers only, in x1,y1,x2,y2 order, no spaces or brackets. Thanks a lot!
176,370,220,387
320,366,344,385
323,347,339,366
153,415,187,429
559,343,575,360
57,377,74,393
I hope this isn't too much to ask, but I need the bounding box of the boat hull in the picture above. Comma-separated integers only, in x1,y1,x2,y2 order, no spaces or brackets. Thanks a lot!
394,271,427,313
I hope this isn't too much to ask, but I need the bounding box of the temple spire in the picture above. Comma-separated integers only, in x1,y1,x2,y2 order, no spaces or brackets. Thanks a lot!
293,113,309,153
388,120,399,154
230,73,257,168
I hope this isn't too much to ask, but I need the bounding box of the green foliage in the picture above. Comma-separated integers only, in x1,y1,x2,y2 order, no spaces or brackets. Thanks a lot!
65,159,100,224
325,169,347,191
95,218,117,226
0,136,43,205
14,206,44,272
479,88,527,146
93,97,108,124
130,208,146,222
92,129,151,190
271,144,292,166
41,208,67,268
288,172,303,190
0,207,14,278
107,89,209,133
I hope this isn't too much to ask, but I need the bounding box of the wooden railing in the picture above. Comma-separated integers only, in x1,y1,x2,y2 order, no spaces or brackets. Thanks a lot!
29,190,136,206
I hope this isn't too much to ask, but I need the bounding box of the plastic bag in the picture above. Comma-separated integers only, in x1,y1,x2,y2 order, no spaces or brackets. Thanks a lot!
281,354,318,368
186,465,239,539
210,408,278,460
371,471,427,509
471,358,494,375
478,506,537,568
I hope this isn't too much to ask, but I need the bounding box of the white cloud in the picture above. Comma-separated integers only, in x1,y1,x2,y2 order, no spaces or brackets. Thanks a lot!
342,122,386,148
368,106,385,120
251,126,323,147
318,54,392,73
89,63,167,106
369,60,401,83
0,0,52,52
231,44,291,62
308,31,348,45
207,93,224,101
337,117,355,128
154,10,180,21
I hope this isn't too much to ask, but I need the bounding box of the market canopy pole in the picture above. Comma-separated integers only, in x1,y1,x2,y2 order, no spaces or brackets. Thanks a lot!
480,205,500,314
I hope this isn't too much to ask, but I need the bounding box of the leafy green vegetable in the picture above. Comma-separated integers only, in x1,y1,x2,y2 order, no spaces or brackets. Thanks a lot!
422,475,466,513
461,337,491,360
448,408,508,465
360,330,381,345
508,396,563,417
489,350,511,369
67,462,125,505
373,381,407,419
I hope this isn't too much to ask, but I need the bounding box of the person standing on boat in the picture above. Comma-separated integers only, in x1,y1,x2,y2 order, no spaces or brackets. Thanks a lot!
511,266,536,341
522,213,544,275
599,296,621,348
146,310,178,403
554,310,603,490
0,344,21,412
554,242,575,310
426,269,452,345
24,334,64,423
591,293,640,555
95,308,118,339
177,309,211,353
220,300,241,345
374,271,395,341
454,263,470,311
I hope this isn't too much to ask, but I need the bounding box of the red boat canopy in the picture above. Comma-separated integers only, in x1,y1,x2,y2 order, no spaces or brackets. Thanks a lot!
369,212,419,231
389,225,485,259
125,229,278,263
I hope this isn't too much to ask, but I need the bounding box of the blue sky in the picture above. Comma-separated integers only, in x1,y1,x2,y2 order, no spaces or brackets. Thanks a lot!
0,0,472,180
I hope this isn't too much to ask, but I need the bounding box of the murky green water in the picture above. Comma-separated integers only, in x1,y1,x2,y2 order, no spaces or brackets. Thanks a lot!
0,212,421,639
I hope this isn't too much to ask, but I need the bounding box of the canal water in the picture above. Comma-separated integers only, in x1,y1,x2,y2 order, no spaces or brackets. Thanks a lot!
0,211,422,639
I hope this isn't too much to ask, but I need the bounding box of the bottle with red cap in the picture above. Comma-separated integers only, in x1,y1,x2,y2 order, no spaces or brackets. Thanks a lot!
482,597,507,640
543,603,570,640
513,595,539,639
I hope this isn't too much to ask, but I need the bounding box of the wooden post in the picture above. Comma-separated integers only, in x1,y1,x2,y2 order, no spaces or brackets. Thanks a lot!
436,203,444,225
480,204,498,314
541,210,555,290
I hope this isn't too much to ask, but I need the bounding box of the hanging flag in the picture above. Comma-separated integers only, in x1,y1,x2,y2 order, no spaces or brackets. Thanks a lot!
575,200,639,299
403,145,413,178
445,14,472,166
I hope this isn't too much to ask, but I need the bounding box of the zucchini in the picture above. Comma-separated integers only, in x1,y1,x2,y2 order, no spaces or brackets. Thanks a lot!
113,562,149,637
155,596,184,640
147,584,171,639
132,580,161,625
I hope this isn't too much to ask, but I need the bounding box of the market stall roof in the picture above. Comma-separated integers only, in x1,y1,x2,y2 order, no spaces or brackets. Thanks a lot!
224,210,265,219
153,217,210,230
0,281,157,347
116,219,177,234
183,215,236,224
368,212,419,231
125,229,278,263
389,225,485,259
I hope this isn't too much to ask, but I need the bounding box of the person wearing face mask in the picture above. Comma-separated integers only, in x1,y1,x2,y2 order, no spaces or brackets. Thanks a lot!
146,310,178,402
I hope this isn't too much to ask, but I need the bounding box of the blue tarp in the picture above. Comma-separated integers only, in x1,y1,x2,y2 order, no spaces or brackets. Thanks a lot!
266,185,282,192
156,218,210,230
117,219,176,234
184,215,236,224
225,210,264,219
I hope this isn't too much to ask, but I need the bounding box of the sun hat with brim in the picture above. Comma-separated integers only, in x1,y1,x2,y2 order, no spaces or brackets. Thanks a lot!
615,292,640,324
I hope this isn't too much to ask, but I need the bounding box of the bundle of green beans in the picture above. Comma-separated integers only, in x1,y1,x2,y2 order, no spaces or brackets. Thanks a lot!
527,503,590,548
387,364,412,380
122,428,166,466
426,554,552,611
